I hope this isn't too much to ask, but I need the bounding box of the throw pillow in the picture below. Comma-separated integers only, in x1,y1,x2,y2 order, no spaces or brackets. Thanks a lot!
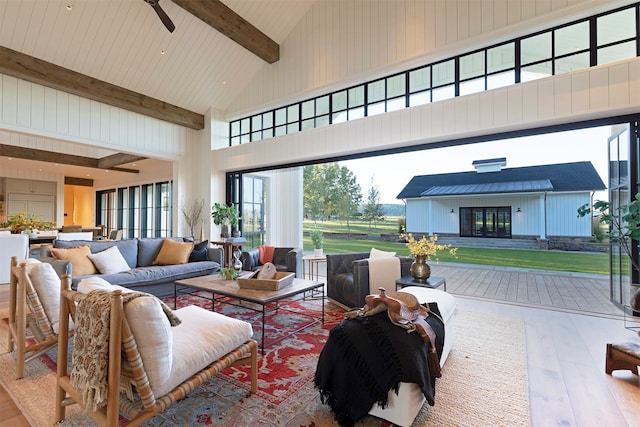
153,238,194,265
369,247,396,259
50,245,98,276
258,245,275,264
88,246,131,274
189,240,209,262
25,261,62,334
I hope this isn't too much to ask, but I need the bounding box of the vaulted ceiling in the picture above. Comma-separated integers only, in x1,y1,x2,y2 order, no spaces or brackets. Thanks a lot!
0,0,315,177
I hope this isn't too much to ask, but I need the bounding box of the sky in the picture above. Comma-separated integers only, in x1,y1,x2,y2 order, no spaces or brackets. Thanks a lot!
340,125,612,205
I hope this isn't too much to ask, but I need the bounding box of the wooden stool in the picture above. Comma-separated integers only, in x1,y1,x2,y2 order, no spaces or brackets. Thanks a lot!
605,342,640,375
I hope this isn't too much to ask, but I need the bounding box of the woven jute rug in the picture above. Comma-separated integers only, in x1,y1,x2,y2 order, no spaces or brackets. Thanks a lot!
0,305,529,426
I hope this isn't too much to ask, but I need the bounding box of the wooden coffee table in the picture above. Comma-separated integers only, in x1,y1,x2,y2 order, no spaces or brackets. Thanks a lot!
174,274,324,354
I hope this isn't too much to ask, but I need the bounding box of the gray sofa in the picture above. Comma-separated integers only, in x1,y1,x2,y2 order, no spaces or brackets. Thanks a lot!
40,237,223,298
326,252,413,309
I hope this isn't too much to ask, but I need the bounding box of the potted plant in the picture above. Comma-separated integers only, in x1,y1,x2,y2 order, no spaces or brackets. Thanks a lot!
310,227,324,257
219,267,239,280
400,232,457,283
1,211,56,236
211,203,240,239
578,194,640,312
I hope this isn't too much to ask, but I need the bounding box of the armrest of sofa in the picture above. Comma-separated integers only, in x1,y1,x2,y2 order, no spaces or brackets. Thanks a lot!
352,255,415,302
285,248,303,278
241,248,260,271
206,246,224,266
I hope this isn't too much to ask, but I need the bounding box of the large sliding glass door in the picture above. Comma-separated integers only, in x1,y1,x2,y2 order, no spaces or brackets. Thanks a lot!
608,124,639,309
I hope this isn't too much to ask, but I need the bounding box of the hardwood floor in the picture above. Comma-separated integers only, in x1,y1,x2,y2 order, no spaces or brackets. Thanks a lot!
0,263,639,426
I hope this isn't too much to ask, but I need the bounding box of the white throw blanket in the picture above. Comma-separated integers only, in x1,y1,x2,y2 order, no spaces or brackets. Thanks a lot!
367,256,401,294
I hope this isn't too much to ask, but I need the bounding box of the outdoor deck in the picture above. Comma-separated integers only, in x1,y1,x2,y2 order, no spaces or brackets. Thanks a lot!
314,258,624,317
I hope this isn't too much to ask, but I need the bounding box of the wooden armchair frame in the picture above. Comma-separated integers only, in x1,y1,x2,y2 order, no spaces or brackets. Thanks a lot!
7,256,69,379
55,275,258,426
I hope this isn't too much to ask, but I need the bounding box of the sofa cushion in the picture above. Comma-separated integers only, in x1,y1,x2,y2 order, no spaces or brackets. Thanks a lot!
189,240,209,262
258,245,275,264
88,246,131,274
72,262,221,288
153,239,194,265
53,239,138,269
50,245,98,276
370,247,396,258
137,237,184,267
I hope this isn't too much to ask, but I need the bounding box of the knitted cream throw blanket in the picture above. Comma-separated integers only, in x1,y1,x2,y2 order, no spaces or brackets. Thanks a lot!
70,290,181,411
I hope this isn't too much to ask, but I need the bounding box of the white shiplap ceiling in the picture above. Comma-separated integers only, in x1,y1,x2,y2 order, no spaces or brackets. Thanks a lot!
0,0,314,177
0,0,315,116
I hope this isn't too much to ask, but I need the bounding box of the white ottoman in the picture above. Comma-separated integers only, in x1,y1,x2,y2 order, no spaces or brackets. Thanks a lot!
368,287,456,427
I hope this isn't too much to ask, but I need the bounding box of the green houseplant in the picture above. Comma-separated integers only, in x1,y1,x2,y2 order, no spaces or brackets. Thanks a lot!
578,193,640,312
1,211,56,234
310,228,324,256
211,203,240,239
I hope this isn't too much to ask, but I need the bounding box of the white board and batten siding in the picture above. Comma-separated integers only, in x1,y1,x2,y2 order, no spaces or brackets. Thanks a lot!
0,73,187,159
405,192,594,238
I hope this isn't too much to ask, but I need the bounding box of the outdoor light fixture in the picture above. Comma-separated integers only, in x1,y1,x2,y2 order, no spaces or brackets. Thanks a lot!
516,207,522,213
450,209,455,214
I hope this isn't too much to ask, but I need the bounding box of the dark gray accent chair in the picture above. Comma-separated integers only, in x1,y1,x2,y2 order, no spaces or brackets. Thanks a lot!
326,252,413,309
240,247,303,278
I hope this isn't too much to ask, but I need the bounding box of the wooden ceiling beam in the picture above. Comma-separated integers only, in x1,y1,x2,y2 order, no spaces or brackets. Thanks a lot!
0,144,140,174
0,46,204,130
98,153,147,169
172,0,280,64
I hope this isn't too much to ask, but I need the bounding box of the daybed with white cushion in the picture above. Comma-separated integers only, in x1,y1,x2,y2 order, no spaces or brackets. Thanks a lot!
369,286,456,427
56,276,258,426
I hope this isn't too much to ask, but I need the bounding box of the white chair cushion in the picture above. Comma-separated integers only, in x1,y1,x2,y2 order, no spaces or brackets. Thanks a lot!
160,305,253,398
77,276,132,294
124,295,174,397
24,260,62,334
87,246,131,274
77,277,174,397
369,247,396,258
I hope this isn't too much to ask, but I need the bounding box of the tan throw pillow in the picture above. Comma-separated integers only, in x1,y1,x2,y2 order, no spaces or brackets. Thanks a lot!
50,245,98,276
153,238,194,265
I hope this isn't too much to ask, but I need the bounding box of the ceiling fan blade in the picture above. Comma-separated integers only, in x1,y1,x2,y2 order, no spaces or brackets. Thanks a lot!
145,0,176,33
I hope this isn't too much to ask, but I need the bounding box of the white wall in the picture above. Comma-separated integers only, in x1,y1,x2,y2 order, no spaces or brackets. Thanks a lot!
228,0,617,118
406,192,594,238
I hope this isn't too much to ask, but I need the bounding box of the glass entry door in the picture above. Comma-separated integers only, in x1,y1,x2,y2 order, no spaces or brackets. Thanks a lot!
460,207,511,238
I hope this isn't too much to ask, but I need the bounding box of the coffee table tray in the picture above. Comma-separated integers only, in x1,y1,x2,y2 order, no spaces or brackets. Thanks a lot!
237,272,294,290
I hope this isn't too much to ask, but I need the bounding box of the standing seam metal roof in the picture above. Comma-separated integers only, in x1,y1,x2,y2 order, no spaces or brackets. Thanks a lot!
397,161,606,199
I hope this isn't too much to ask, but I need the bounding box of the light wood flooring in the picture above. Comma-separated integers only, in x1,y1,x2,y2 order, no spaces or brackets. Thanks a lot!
1,263,639,426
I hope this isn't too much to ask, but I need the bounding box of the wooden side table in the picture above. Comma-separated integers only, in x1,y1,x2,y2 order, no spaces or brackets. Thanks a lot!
395,275,446,291
211,238,248,268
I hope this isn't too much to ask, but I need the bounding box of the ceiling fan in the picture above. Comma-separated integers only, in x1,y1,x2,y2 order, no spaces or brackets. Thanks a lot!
144,0,175,33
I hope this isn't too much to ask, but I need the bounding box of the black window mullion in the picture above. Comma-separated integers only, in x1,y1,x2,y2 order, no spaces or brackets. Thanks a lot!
589,16,597,67
515,39,521,83
454,57,460,97
404,71,410,108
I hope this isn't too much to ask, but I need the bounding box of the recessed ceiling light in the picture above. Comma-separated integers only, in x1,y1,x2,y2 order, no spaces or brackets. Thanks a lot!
105,170,110,172
86,173,90,177
66,4,72,10
160,50,166,55
132,163,136,166
8,157,12,160
222,81,227,85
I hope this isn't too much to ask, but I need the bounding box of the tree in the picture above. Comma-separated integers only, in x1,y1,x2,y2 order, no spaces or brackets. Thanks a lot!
362,177,385,229
303,163,362,227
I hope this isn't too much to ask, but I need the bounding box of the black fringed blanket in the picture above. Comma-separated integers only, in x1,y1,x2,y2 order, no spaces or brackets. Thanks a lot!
314,302,445,426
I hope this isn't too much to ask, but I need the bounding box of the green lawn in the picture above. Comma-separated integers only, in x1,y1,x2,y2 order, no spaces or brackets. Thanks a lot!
303,220,611,276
